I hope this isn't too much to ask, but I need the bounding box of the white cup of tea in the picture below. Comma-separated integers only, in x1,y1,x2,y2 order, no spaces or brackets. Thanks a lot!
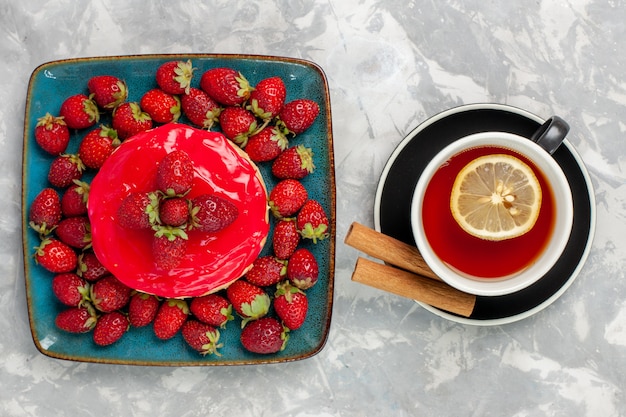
411,117,573,296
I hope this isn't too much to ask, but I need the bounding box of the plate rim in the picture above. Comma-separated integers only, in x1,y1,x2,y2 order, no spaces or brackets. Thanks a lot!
374,103,596,326
22,53,336,365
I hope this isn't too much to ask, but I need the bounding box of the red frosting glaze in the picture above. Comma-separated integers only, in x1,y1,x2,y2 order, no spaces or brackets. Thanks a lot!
88,123,269,298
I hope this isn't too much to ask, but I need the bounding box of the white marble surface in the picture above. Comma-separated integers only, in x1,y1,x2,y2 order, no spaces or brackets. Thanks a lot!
2,0,625,415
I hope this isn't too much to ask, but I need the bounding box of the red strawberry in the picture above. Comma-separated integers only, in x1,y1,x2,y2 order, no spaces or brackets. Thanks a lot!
287,248,319,290
87,75,128,110
90,275,132,313
218,106,258,147
278,99,320,135
159,197,190,227
240,317,288,354
77,251,108,282
156,60,195,95
181,87,222,129
112,102,153,139
59,94,100,130
189,294,234,328
34,113,70,155
200,67,252,106
117,191,159,229
52,273,90,307
272,219,300,260
190,194,238,233
93,311,129,346
274,281,308,330
245,256,287,287
47,154,85,188
226,279,271,325
55,216,91,249
247,76,286,120
61,180,90,217
245,125,289,162
156,150,194,196
181,320,223,356
296,199,330,243
29,188,62,235
55,305,97,333
271,145,315,179
34,238,78,273
152,229,189,271
269,179,308,219
153,298,189,340
78,125,120,169
140,89,181,124
128,291,160,327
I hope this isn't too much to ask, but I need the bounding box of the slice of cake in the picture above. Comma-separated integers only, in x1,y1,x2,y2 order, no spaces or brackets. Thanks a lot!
88,123,269,298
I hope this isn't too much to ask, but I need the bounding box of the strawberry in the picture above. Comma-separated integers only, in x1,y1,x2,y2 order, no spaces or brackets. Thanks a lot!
156,150,194,196
190,194,238,233
247,76,286,120
226,279,271,325
117,191,160,229
278,99,320,135
29,188,62,236
268,179,308,219
34,238,78,273
159,197,190,227
77,251,108,282
51,273,90,307
90,275,132,313
34,113,70,155
245,125,289,162
296,199,330,243
156,60,195,95
245,256,286,287
218,106,258,147
152,228,189,271
240,317,288,354
48,154,85,189
61,180,90,217
77,125,120,169
189,294,234,328
274,281,308,330
200,67,252,107
112,102,153,139
153,298,189,340
140,89,181,124
272,219,300,260
59,94,100,130
181,320,223,356
93,311,129,346
287,248,319,290
55,216,91,249
128,291,160,327
87,75,128,110
181,87,222,129
55,305,97,333
271,145,315,179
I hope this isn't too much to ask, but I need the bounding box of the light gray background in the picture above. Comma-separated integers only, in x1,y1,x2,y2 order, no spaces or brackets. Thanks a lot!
1,1,624,416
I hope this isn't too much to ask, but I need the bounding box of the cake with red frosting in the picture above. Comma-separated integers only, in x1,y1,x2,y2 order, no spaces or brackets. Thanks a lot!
88,123,269,298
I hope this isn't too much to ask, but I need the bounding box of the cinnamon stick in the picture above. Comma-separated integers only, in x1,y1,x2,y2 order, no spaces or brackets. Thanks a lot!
344,222,439,281
351,257,476,317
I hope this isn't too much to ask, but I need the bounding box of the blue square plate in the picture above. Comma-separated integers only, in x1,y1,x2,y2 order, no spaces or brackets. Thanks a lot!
22,54,335,365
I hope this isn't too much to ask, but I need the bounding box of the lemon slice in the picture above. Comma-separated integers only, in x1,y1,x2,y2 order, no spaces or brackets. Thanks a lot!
450,153,542,241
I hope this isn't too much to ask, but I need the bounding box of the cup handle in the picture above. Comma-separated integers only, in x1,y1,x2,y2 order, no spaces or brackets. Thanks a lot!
530,115,570,155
